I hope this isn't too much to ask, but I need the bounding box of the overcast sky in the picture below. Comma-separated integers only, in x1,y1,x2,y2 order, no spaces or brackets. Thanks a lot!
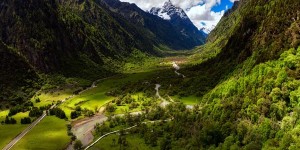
120,0,239,33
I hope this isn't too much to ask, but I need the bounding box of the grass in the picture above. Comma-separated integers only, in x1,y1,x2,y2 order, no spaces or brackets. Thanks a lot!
11,116,70,150
0,110,9,122
89,134,159,150
0,111,30,149
0,110,30,124
171,95,200,105
31,89,75,108
0,124,28,149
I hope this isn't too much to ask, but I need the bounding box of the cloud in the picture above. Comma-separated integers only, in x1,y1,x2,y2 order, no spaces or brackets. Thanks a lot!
120,0,222,11
120,0,230,33
186,4,224,33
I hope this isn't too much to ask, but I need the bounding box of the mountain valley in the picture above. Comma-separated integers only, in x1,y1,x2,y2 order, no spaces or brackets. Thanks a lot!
1,0,300,150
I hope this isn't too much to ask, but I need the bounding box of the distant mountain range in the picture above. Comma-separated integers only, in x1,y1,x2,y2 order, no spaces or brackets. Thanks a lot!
101,0,206,49
149,1,207,43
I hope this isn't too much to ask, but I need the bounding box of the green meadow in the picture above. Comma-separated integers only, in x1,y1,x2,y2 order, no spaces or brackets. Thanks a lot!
0,111,30,149
171,95,200,105
0,124,28,149
11,116,70,150
31,89,76,108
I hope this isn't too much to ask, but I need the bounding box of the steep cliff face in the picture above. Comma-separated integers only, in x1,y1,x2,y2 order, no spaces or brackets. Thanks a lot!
0,0,149,103
207,0,300,65
0,0,136,75
0,41,39,104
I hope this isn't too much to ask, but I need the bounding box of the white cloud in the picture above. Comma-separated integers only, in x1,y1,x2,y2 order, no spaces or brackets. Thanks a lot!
187,5,224,33
120,0,229,33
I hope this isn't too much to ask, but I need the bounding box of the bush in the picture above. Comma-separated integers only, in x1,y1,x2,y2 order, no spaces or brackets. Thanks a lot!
29,107,43,117
35,98,41,103
71,111,81,119
49,108,67,119
106,103,116,113
73,140,83,150
5,116,17,124
21,117,31,124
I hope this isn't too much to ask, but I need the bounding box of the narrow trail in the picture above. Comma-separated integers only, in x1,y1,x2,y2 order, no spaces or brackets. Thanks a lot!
155,61,186,108
84,125,137,150
68,111,143,149
84,119,171,150
155,84,170,107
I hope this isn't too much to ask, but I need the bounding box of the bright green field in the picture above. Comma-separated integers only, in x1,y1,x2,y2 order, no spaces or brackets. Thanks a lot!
90,134,159,150
31,89,75,108
0,124,28,149
11,116,70,150
0,110,30,124
0,110,9,122
171,95,200,105
0,111,30,149
60,72,155,118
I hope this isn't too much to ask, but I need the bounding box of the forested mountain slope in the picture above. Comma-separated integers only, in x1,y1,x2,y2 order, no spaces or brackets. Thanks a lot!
155,0,300,149
0,0,134,103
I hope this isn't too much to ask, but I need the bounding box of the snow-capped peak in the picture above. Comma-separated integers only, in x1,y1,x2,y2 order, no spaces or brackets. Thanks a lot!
150,0,188,20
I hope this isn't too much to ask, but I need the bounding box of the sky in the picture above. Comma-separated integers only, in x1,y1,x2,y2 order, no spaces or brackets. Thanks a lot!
119,0,239,33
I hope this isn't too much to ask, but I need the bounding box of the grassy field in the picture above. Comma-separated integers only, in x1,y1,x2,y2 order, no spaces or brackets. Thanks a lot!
0,110,30,124
171,95,200,105
0,111,30,149
0,110,9,122
0,124,28,149
11,116,70,150
90,134,159,150
31,89,76,108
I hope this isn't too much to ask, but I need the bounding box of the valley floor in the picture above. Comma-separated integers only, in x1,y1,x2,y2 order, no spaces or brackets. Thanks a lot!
0,56,198,150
